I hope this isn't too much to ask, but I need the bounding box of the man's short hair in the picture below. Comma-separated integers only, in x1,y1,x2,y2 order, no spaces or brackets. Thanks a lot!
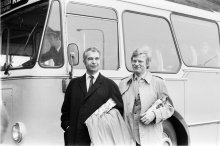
83,47,101,61
131,46,152,69
131,46,152,60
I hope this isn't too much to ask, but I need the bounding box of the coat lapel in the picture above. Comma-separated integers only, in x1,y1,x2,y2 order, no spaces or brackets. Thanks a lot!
84,73,103,100
79,74,87,96
120,75,133,96
121,74,136,113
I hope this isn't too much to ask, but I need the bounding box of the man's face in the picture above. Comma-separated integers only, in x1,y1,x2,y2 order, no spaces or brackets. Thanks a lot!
131,54,147,76
48,33,60,49
84,51,100,75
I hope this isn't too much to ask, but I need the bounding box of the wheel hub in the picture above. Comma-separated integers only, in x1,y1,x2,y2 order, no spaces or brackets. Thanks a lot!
163,132,172,146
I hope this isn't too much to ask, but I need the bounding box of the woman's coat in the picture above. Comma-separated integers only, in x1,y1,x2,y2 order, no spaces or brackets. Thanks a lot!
119,72,174,146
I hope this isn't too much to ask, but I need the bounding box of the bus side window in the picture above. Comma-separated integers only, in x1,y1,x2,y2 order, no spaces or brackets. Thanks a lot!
66,3,119,70
156,50,164,71
217,51,220,66
151,49,164,71
123,11,180,73
171,14,220,68
190,46,198,66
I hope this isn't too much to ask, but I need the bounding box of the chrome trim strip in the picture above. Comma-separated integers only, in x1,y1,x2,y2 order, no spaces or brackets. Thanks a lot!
188,120,220,127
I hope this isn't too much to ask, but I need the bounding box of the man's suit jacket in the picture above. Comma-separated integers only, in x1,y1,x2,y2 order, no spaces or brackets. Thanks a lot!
61,73,123,146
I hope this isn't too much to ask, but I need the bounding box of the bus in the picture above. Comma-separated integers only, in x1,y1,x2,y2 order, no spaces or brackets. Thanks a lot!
1,0,220,145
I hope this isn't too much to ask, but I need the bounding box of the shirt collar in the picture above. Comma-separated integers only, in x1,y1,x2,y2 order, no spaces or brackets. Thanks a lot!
133,71,152,84
86,71,99,83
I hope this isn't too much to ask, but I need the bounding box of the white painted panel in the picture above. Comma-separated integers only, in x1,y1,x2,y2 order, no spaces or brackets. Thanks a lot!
1,89,13,144
189,124,218,146
185,72,220,124
166,80,185,117
2,78,65,145
217,123,220,146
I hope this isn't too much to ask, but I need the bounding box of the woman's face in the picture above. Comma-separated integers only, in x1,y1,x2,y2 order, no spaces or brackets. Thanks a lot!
131,54,147,76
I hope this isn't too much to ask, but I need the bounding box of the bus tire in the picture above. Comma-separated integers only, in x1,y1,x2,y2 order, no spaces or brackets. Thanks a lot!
163,120,177,146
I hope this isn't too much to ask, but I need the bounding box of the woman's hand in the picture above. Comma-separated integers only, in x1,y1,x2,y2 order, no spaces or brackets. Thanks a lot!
140,111,155,125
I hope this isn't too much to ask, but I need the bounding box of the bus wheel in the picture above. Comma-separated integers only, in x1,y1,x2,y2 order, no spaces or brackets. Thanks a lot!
163,120,177,146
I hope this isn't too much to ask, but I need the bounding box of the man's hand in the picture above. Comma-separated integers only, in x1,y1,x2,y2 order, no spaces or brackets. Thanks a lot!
140,111,155,125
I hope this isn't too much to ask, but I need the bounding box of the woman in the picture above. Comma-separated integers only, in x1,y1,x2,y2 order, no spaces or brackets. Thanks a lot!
119,46,174,146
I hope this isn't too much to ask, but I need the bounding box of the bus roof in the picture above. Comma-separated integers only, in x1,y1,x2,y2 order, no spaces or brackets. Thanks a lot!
65,0,220,21
116,0,220,21
2,0,220,21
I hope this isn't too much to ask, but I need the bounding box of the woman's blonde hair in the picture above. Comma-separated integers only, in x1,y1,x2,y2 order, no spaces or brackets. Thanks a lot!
131,46,152,69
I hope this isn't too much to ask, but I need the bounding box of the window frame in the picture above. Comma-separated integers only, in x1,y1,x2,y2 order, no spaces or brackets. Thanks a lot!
66,2,120,71
38,0,64,68
122,10,181,74
171,13,220,68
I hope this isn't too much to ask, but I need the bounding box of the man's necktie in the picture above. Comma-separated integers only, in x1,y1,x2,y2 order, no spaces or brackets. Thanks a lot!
88,76,94,91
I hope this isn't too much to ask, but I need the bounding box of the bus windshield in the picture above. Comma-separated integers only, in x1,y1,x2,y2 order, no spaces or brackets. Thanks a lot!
1,2,49,71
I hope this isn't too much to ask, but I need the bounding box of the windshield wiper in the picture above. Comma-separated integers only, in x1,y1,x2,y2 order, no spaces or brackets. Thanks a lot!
8,22,39,68
4,63,12,75
23,22,38,52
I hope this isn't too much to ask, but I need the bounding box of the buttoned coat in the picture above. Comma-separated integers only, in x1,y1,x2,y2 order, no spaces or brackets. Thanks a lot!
61,73,123,146
119,73,174,146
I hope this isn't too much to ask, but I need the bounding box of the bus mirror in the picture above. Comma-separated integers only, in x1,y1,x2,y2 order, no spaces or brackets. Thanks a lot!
67,43,79,66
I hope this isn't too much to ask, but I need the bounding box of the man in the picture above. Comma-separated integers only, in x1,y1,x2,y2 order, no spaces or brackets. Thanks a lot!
40,27,63,66
61,47,123,146
119,46,174,146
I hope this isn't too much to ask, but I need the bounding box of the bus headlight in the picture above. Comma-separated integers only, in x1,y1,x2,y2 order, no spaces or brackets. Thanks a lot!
11,122,26,143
